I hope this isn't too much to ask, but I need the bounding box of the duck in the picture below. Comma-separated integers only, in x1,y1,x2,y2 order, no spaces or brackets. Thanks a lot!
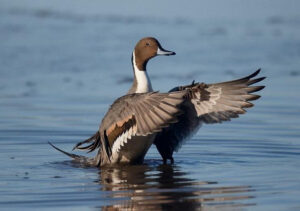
50,37,265,166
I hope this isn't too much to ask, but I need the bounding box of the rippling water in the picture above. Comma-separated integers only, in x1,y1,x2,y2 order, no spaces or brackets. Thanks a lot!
1,1,300,210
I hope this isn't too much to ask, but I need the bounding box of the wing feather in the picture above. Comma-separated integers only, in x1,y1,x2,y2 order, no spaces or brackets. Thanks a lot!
189,69,265,123
154,69,266,159
74,91,186,159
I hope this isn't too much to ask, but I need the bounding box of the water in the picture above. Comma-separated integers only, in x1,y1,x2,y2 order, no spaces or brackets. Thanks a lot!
1,0,300,210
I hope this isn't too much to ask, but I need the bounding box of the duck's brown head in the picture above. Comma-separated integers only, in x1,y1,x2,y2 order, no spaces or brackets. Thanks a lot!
133,37,175,70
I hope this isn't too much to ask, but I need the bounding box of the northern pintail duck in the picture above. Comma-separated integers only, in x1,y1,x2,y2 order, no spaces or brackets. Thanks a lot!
50,37,265,166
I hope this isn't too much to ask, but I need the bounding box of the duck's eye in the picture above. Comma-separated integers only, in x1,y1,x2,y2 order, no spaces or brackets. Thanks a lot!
146,42,150,46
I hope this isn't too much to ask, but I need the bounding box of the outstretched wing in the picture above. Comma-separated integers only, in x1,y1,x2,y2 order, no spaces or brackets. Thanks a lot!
103,91,186,137
154,69,265,159
190,69,265,123
74,91,187,163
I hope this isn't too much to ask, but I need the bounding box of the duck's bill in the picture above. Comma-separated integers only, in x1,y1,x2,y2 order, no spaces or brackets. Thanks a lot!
157,47,176,56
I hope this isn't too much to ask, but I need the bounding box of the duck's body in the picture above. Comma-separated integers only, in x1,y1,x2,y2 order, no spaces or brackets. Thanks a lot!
51,37,265,166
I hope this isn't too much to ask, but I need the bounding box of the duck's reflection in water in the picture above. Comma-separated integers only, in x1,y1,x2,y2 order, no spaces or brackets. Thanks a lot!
96,162,255,210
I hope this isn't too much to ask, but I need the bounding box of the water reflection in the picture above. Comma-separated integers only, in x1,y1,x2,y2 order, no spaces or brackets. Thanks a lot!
97,162,255,210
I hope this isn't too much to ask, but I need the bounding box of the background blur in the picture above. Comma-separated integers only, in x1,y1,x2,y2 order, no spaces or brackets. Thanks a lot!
1,0,300,210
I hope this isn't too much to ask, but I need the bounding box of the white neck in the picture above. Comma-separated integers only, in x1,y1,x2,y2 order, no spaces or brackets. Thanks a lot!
132,51,153,93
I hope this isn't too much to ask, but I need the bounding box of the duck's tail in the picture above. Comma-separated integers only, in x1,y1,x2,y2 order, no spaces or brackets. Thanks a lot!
48,142,96,166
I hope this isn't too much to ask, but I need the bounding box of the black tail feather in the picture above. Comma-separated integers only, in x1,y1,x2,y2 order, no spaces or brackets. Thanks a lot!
48,142,95,166
72,131,100,153
49,142,82,159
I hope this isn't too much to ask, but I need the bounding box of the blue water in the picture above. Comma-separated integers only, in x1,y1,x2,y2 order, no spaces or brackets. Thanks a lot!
1,0,300,210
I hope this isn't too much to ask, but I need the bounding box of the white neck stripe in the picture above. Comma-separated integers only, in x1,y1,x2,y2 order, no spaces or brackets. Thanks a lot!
132,51,153,93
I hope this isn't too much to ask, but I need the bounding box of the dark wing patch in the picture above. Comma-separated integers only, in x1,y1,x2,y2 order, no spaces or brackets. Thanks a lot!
106,115,137,147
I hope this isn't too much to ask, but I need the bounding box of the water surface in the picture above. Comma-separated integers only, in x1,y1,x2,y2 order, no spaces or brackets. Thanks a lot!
1,1,300,210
